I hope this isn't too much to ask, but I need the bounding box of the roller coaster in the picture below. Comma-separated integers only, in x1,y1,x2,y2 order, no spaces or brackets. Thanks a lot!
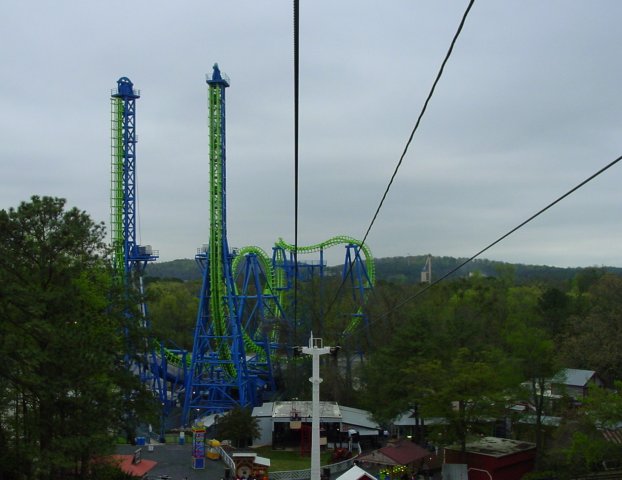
110,64,375,429
110,77,160,387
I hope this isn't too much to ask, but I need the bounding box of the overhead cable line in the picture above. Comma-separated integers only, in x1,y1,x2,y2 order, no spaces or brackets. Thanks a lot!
293,0,300,330
363,153,622,330
360,0,475,248
323,0,476,330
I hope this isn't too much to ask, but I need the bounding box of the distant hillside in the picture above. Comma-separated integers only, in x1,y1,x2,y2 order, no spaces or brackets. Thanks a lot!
370,255,622,285
145,255,622,285
146,258,201,281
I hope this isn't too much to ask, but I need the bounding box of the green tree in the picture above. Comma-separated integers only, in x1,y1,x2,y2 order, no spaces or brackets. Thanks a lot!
0,196,156,479
543,383,622,477
505,321,558,467
361,276,516,448
546,414,621,478
409,347,512,453
147,280,199,350
214,407,260,448
537,287,570,339
494,284,558,467
359,281,444,423
583,381,622,427
560,274,622,384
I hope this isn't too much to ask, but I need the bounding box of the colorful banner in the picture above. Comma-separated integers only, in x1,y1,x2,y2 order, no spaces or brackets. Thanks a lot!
192,428,206,459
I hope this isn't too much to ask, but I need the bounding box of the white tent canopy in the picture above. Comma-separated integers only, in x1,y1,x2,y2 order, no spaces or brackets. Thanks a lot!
336,465,377,480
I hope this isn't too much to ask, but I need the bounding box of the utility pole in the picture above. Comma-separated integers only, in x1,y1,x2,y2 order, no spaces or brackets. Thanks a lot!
296,334,340,480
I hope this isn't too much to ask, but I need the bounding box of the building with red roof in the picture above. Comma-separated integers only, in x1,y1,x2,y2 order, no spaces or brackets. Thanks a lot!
357,439,438,474
444,436,536,480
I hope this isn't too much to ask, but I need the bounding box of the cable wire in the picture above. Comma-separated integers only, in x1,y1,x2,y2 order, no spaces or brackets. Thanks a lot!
364,153,622,330
293,0,300,336
361,0,475,249
323,0,476,328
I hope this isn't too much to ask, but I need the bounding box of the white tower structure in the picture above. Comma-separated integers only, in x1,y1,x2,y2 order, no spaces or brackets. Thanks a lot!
300,334,339,480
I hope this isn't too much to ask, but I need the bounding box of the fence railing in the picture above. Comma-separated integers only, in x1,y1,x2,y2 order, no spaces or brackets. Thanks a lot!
219,446,236,470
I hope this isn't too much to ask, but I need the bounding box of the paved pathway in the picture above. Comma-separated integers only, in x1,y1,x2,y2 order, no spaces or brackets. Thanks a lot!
116,443,228,480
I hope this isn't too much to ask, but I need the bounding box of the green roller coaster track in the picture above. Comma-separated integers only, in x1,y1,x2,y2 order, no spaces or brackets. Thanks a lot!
275,235,375,285
231,245,279,357
231,236,375,296
233,235,375,346
160,235,374,370
207,80,236,377
166,70,376,381
275,236,375,334
110,97,124,281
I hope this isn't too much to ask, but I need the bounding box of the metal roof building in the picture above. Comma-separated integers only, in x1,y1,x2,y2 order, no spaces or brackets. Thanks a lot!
251,402,380,447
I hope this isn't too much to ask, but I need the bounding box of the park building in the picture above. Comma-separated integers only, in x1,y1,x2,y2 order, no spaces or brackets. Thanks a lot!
250,401,382,450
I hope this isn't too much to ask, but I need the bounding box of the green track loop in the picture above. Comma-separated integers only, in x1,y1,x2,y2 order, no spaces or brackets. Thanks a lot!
275,235,375,285
159,236,373,372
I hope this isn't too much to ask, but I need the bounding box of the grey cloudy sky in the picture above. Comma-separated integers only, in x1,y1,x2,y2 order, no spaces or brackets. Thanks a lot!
2,1,622,268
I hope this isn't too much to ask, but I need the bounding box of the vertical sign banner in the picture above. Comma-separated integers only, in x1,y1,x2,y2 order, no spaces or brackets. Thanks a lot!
192,428,206,459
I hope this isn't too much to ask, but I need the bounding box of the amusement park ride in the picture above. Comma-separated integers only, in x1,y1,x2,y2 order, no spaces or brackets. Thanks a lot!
110,64,375,429
110,77,161,389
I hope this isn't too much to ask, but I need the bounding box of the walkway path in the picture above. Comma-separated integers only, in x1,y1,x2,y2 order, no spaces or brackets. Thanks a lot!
116,443,227,480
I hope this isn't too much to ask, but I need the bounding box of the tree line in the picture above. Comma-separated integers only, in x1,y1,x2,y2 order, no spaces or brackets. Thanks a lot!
357,268,622,476
146,255,622,286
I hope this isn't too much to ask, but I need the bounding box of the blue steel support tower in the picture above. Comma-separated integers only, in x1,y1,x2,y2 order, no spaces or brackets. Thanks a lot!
111,77,158,280
111,77,159,386
182,65,267,425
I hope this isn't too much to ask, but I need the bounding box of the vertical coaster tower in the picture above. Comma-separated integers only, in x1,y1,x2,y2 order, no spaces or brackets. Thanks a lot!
110,77,159,381
183,65,270,424
111,77,158,279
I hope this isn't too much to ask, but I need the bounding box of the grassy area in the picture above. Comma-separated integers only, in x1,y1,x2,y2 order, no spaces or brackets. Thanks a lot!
116,435,334,472
251,446,332,471
164,433,181,444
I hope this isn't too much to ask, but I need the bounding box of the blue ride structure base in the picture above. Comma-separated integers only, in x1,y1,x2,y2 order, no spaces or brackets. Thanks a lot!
181,64,375,426
111,77,172,432
182,65,276,425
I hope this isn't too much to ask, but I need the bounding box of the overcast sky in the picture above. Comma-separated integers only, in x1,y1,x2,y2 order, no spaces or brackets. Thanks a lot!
2,1,622,268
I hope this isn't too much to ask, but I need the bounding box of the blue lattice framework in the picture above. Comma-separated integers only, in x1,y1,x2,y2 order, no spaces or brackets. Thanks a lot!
341,244,374,334
182,65,274,425
271,237,374,337
111,77,160,388
111,78,158,276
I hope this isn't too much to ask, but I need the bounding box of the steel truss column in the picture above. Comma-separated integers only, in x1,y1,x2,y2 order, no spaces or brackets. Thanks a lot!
183,64,270,426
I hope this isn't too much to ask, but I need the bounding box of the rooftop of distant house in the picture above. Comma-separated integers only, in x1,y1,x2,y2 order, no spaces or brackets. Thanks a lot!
553,368,599,387
446,436,536,458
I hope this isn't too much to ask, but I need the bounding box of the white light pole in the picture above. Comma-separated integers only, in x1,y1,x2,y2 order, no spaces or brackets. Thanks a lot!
299,333,339,480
